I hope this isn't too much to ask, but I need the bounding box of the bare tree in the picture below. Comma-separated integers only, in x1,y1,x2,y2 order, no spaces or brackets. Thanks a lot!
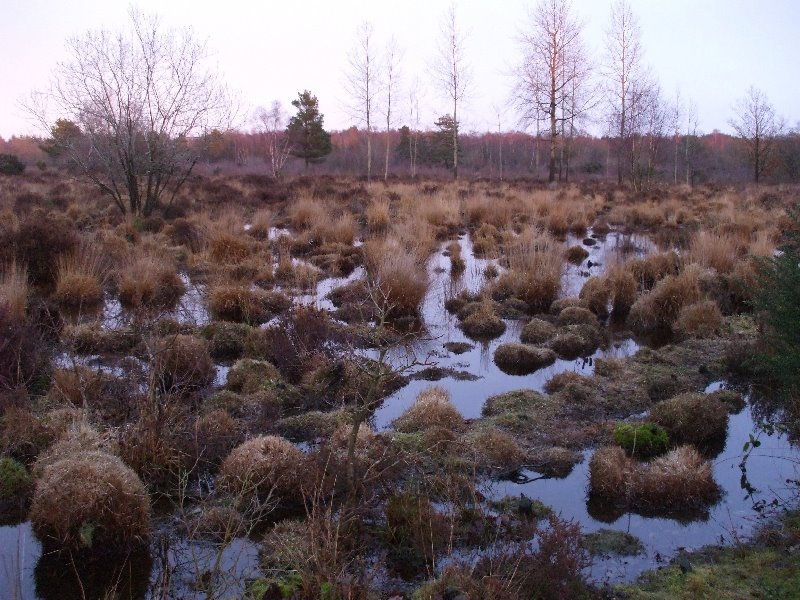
516,0,592,183
407,77,424,178
433,2,471,180
29,8,230,216
345,21,380,181
730,86,782,184
383,37,402,181
684,99,700,186
254,101,291,180
603,0,649,185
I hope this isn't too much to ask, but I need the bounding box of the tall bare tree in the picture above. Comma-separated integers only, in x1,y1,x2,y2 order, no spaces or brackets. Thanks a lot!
730,86,782,184
516,0,592,183
255,101,291,180
29,8,230,216
407,77,423,178
383,37,402,181
433,3,471,180
345,21,380,181
603,0,650,185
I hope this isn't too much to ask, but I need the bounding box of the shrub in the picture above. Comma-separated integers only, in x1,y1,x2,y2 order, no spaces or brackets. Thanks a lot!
393,387,464,433
12,217,78,288
153,334,215,397
29,451,150,552
649,392,729,449
612,422,670,458
520,318,557,344
218,435,304,507
674,300,723,339
0,262,28,321
494,343,556,375
0,154,25,175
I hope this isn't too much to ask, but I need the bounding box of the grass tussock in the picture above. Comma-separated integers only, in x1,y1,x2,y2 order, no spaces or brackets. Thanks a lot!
687,230,740,274
365,198,391,233
494,342,556,375
467,427,527,474
459,302,506,340
208,284,289,324
117,253,185,310
0,262,28,320
53,245,107,310
154,334,215,397
589,445,720,512
674,300,724,339
447,241,465,275
29,450,150,551
393,387,465,434
628,266,701,333
363,237,428,318
649,392,729,449
218,435,304,504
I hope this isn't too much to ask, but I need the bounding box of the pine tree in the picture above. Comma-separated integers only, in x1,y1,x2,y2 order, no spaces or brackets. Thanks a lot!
285,91,332,168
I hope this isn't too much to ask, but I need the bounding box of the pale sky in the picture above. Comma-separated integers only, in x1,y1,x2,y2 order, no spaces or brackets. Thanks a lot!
1,0,798,139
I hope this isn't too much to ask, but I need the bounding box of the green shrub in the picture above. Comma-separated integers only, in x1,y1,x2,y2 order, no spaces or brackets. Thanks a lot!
0,154,25,175
613,422,669,458
0,457,31,499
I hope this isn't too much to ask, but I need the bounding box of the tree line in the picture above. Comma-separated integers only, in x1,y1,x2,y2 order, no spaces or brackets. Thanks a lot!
8,2,798,217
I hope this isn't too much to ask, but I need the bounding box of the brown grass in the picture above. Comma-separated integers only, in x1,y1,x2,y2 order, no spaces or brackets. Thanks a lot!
687,230,740,274
650,392,729,448
579,276,611,317
627,266,701,333
29,450,150,551
363,237,428,317
460,302,506,339
494,343,556,375
310,213,357,246
218,435,304,504
289,195,327,230
628,252,681,291
589,445,720,511
467,427,526,474
393,387,465,433
53,245,107,310
0,262,28,320
606,264,638,315
366,198,391,233
117,253,185,310
154,334,215,397
674,300,724,338
520,318,558,344
208,284,290,324
247,208,272,239
447,241,466,275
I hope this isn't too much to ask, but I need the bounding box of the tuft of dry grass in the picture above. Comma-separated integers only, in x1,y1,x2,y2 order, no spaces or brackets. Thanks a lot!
289,195,327,230
460,302,506,339
208,284,290,324
366,198,391,233
589,445,720,511
29,450,150,551
247,208,272,239
447,241,466,275
687,230,740,274
467,427,526,474
650,392,729,449
628,252,681,291
218,435,304,504
579,276,611,317
520,318,558,344
627,266,701,333
363,237,429,317
154,334,215,397
674,300,723,339
393,387,465,434
0,262,28,320
117,253,185,310
606,264,638,316
208,232,252,264
494,342,556,375
53,245,107,310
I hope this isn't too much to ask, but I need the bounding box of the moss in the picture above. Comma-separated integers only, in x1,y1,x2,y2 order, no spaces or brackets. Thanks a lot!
274,410,349,442
584,528,645,558
489,494,552,520
483,389,550,416
613,422,670,458
0,457,31,499
620,545,800,599
203,321,251,361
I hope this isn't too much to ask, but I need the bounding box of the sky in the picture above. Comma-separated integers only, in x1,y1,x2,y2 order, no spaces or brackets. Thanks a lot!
1,0,798,140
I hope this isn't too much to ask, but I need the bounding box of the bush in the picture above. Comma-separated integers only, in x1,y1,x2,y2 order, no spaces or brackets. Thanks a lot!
0,154,25,175
674,300,723,339
393,387,464,433
613,422,670,458
649,392,729,450
218,435,304,508
11,217,78,288
0,456,31,500
29,451,150,552
494,342,556,375
154,334,215,397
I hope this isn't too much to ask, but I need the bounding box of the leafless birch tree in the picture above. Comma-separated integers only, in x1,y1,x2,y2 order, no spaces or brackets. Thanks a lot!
516,0,592,183
433,3,471,180
730,86,782,184
28,8,230,216
255,101,291,180
345,21,380,181
383,37,402,181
